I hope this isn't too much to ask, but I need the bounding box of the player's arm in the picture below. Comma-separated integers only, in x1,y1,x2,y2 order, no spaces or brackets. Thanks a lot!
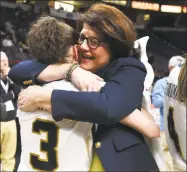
120,108,160,138
8,60,54,86
8,60,102,91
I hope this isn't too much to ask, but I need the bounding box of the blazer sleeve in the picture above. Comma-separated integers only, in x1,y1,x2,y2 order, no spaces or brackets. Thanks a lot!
51,60,146,125
8,60,48,87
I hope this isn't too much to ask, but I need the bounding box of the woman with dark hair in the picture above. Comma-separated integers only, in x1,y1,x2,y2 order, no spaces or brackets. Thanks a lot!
9,3,159,171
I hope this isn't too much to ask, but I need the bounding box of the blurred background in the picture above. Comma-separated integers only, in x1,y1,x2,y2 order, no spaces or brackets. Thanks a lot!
1,0,186,84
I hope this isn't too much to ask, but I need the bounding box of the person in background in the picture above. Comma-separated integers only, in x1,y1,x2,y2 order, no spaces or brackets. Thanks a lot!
136,36,166,171
9,3,159,171
151,55,184,170
152,55,184,132
164,55,186,171
0,51,21,171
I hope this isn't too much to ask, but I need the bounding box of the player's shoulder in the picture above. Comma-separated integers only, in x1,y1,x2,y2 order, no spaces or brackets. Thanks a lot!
17,109,39,120
45,80,106,90
44,80,79,91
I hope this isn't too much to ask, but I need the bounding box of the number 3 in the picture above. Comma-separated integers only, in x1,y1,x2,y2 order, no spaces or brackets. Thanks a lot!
30,118,59,171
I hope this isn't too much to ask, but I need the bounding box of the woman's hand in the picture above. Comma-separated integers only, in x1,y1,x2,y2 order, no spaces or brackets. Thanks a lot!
18,85,52,112
71,67,104,92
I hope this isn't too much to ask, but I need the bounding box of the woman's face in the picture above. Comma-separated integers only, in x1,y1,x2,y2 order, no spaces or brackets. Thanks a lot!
77,23,111,73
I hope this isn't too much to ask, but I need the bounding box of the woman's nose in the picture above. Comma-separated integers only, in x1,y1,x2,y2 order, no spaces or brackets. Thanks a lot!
80,39,89,51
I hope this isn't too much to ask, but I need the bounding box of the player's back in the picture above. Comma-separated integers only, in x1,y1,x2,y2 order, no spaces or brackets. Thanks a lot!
164,65,186,171
17,80,93,171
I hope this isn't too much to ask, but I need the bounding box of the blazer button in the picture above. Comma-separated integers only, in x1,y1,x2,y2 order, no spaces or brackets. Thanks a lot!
95,142,101,148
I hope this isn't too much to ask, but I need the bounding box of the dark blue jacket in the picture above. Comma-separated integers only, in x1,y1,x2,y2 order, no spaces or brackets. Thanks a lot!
9,57,158,171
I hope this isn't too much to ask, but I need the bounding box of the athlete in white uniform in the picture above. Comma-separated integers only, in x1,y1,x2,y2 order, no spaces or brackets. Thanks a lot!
135,36,166,171
17,80,93,171
15,16,94,171
164,60,186,171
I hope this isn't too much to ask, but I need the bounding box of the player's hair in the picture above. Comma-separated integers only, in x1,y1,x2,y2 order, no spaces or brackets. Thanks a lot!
177,54,186,103
27,16,77,64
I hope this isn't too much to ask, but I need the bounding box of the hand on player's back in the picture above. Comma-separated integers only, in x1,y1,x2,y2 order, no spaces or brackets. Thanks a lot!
18,85,46,112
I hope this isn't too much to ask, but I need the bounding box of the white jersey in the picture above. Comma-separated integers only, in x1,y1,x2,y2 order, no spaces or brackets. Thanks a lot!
17,80,93,171
164,64,186,171
136,36,166,170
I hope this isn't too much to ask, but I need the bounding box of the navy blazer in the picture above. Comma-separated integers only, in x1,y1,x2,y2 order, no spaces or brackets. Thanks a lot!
9,57,158,171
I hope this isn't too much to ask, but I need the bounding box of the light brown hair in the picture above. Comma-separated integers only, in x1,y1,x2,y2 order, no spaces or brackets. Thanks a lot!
27,16,77,64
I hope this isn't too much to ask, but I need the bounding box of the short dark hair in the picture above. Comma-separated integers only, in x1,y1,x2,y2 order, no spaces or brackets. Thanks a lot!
83,3,140,60
27,16,77,64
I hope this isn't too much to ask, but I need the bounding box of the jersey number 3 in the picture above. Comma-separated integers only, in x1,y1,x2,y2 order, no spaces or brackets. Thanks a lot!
30,118,59,171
